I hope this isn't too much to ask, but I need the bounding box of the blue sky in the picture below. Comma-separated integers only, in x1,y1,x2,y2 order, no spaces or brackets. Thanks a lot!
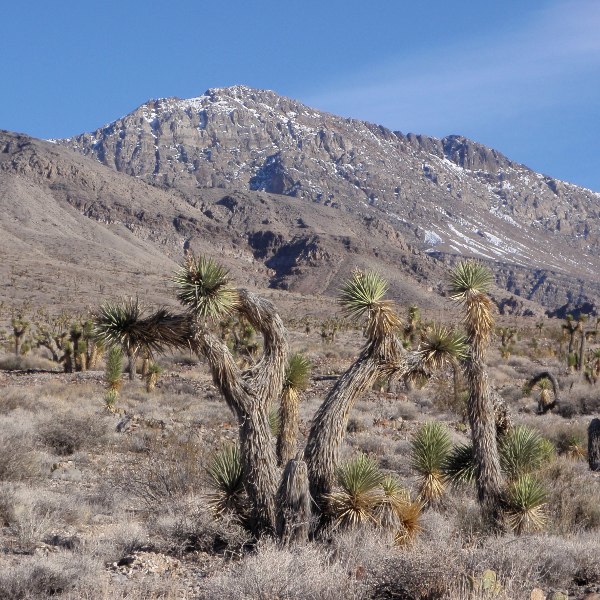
2,0,599,190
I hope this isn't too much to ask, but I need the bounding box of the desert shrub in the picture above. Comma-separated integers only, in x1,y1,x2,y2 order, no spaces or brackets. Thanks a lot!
0,552,98,599
157,504,250,557
0,355,58,372
117,434,206,510
198,539,362,599
0,419,42,481
38,413,108,456
0,388,40,414
540,458,600,533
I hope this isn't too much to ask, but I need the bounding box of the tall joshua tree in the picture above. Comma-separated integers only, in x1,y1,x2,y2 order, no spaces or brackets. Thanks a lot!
449,261,504,527
304,271,465,520
174,256,288,536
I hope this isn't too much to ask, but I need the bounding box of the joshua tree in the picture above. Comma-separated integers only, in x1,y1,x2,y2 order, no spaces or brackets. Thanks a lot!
449,261,504,527
277,353,311,466
526,371,560,413
304,271,465,520
404,304,421,348
174,256,287,535
95,298,183,381
11,313,29,357
94,258,465,538
563,314,578,362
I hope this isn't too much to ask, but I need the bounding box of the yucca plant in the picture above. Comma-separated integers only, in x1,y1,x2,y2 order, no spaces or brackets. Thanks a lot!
145,362,162,393
326,454,384,528
277,353,311,465
410,422,452,504
443,442,476,486
206,444,246,518
505,474,548,534
499,425,552,480
174,255,239,320
374,475,423,544
268,406,281,437
105,345,123,394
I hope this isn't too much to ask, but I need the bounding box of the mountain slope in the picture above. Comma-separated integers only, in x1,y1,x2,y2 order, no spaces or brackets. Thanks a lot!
57,86,600,313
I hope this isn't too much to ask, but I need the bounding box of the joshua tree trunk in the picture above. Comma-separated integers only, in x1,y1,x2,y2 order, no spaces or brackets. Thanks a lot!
127,349,137,381
305,330,411,519
465,348,504,527
191,289,287,536
589,418,600,471
277,459,311,545
277,389,299,466
578,329,587,373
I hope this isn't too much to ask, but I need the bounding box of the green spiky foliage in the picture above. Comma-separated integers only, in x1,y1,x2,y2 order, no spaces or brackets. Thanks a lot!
499,426,552,480
375,476,423,544
284,353,311,394
448,261,494,343
105,345,123,393
338,270,400,339
95,300,188,355
505,475,548,534
326,454,384,528
410,422,452,503
268,406,281,437
417,325,468,371
443,442,476,486
206,444,246,517
174,255,239,320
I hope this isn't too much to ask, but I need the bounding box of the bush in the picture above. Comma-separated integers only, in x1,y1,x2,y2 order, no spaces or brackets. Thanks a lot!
38,413,108,456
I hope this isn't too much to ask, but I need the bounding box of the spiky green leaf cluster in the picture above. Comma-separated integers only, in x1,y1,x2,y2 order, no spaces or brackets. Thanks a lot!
268,406,281,437
327,454,384,528
174,256,238,320
418,325,468,370
284,353,311,393
105,345,123,392
206,444,246,517
443,442,476,485
505,474,548,534
339,270,388,319
95,301,190,355
410,422,452,502
448,261,494,342
500,426,551,480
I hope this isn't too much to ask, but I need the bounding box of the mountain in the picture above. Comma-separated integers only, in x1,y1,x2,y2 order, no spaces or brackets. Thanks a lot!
2,85,599,316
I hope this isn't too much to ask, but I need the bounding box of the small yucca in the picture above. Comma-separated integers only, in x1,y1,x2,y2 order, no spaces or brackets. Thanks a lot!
499,425,551,480
105,346,123,393
505,474,548,534
374,476,422,544
174,255,239,320
206,444,246,517
443,442,476,486
283,353,311,395
268,406,281,437
410,422,452,503
326,454,384,528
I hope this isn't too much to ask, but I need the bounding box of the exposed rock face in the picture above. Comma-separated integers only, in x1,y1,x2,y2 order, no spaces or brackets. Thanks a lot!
55,86,600,314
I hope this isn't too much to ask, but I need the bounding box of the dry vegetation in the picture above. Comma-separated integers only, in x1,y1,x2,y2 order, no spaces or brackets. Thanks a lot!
0,280,599,599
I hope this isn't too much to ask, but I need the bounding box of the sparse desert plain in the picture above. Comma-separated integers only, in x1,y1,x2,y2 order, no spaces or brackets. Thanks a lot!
0,260,598,600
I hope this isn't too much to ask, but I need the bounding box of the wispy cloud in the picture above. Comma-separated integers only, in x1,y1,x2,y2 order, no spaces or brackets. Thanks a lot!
305,0,600,135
